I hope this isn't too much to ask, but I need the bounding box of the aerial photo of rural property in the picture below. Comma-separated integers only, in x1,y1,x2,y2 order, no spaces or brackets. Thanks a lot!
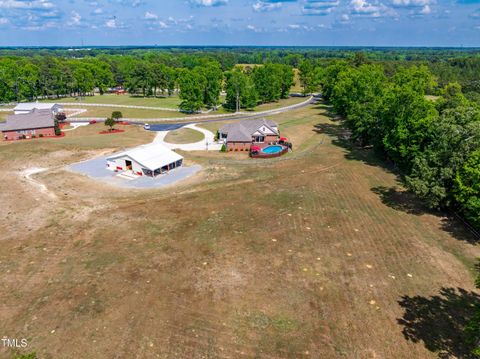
1,1,480,358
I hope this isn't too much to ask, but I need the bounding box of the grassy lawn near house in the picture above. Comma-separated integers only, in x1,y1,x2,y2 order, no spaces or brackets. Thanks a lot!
41,94,183,109
0,122,154,154
164,128,205,144
64,106,184,119
249,96,309,112
0,103,479,359
64,96,307,120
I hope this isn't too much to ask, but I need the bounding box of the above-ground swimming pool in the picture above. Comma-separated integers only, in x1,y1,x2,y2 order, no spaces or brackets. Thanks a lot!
250,144,289,158
262,145,284,154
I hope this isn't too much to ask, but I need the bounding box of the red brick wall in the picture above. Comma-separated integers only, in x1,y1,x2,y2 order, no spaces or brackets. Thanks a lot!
3,127,56,141
227,141,251,151
263,135,279,143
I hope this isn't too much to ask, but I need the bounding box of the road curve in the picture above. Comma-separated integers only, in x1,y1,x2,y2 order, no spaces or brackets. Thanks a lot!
69,95,318,132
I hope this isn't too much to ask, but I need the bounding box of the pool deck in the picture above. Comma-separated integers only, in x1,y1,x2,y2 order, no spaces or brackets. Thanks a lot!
69,156,201,189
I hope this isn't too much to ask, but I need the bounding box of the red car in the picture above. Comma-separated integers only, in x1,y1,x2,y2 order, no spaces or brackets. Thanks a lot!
89,120,97,124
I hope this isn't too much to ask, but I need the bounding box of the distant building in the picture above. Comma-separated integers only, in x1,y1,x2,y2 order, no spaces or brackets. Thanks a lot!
0,109,56,140
106,143,183,177
14,102,63,115
218,118,280,151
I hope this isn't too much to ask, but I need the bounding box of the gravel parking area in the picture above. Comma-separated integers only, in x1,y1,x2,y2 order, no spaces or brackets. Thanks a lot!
69,156,201,189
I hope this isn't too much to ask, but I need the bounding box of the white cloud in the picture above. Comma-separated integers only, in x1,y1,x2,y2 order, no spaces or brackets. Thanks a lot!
391,0,433,16
247,24,262,32
350,0,395,17
253,1,282,12
0,17,9,25
303,0,340,16
419,4,430,14
0,0,54,10
190,0,227,6
144,11,158,20
67,11,81,26
392,0,429,6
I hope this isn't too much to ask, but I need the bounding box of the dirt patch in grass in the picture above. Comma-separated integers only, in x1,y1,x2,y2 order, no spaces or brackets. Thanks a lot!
164,128,205,144
1,103,479,359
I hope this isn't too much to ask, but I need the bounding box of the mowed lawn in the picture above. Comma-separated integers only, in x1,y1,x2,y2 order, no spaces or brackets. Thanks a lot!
41,94,182,109
52,95,307,120
64,106,184,119
164,128,205,144
0,104,479,358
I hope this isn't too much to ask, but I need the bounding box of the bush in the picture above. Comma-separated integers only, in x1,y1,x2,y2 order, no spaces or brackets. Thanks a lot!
105,117,116,131
31,135,36,138
55,112,67,122
220,144,227,152
39,134,44,138
111,111,123,121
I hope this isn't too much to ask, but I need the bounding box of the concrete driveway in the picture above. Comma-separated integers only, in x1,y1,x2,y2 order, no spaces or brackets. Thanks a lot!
69,155,201,189
154,123,222,151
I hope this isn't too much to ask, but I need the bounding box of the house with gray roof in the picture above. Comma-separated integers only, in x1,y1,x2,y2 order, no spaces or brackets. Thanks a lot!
218,118,280,151
0,109,57,141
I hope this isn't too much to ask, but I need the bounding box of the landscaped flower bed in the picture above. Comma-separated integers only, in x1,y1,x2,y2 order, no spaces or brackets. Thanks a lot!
4,132,65,141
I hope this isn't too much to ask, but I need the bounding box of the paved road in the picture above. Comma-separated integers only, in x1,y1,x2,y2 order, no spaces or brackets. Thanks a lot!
68,95,318,129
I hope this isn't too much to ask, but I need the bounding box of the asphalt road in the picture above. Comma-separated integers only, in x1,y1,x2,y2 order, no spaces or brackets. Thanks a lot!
69,95,319,132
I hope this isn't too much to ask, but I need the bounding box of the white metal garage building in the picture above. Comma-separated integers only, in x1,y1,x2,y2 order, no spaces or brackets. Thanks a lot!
106,143,183,177
14,102,63,115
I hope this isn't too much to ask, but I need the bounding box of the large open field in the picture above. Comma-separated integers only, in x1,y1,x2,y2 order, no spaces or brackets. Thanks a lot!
41,94,183,109
1,103,479,358
36,93,308,120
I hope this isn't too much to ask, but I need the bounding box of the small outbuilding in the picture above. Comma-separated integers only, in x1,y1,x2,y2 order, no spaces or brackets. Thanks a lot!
0,109,56,140
106,143,183,177
14,102,63,115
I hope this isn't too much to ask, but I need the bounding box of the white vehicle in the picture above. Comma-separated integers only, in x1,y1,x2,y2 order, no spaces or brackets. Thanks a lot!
144,123,150,130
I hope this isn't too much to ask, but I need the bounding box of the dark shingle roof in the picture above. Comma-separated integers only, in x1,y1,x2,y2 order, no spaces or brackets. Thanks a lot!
219,118,279,142
1,109,54,131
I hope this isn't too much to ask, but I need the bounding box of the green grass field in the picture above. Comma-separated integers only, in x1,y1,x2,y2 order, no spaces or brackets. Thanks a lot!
41,94,183,109
62,96,307,120
65,107,183,119
164,128,205,144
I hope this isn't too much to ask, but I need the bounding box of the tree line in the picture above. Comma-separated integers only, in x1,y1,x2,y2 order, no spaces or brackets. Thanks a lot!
0,55,298,113
318,60,480,230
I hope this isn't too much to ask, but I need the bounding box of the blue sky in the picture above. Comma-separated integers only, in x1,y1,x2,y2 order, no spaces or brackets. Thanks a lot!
0,0,479,46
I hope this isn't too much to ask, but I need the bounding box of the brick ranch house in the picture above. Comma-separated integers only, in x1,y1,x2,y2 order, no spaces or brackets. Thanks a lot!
218,119,280,151
0,109,57,140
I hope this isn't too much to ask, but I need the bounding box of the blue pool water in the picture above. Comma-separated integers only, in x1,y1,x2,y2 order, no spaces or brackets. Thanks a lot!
262,145,284,154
